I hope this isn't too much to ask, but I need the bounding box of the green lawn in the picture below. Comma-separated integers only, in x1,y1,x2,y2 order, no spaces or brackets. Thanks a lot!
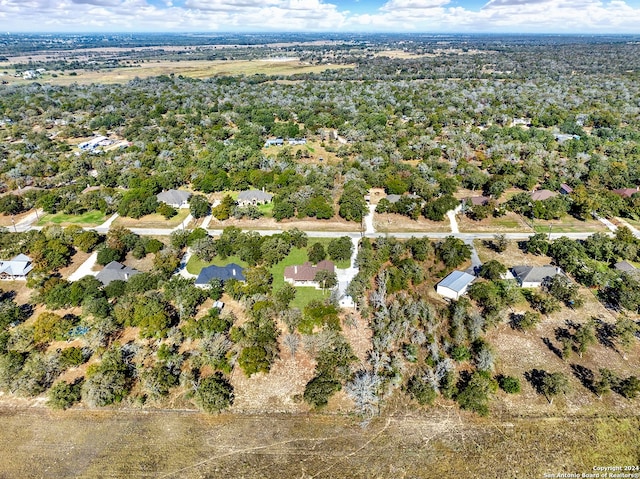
532,217,606,233
187,240,346,309
270,246,334,309
304,238,352,269
37,210,107,226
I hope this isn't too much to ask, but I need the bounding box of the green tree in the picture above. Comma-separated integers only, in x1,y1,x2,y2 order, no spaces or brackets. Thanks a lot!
478,260,507,281
456,371,497,416
194,373,234,413
308,242,327,264
47,379,83,410
327,236,353,262
189,194,210,219
211,195,236,221
541,371,570,404
436,236,471,268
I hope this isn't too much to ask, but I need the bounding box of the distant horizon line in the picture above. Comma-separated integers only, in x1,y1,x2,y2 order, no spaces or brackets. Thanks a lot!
3,31,640,37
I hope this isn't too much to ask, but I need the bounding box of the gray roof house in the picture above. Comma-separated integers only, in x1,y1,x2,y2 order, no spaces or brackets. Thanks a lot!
195,263,245,288
614,261,637,273
512,265,563,288
436,270,476,300
96,261,140,286
156,189,192,208
0,254,33,280
530,189,558,201
237,190,273,207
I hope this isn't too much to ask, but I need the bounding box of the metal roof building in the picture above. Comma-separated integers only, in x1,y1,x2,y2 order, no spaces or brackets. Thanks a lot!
436,270,476,300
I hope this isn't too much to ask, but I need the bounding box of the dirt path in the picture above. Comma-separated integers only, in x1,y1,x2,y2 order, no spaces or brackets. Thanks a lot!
0,406,637,479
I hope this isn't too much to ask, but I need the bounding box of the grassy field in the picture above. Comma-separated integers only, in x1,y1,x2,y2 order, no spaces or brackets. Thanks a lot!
532,216,607,233
458,212,530,233
1,406,638,479
0,60,354,86
37,210,107,227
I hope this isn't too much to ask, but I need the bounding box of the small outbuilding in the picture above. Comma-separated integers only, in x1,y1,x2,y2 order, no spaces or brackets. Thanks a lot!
436,270,476,300
614,261,637,273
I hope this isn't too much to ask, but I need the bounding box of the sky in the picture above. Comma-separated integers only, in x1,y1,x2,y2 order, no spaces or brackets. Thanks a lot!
3,0,640,34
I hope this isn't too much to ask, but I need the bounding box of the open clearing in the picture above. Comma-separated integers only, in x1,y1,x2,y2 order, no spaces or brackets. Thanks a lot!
37,210,107,227
1,60,354,86
0,406,638,478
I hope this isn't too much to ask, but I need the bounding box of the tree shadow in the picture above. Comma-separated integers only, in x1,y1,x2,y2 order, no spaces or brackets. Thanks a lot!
570,363,595,394
524,368,548,396
509,312,523,331
593,317,616,350
542,337,563,359
0,289,17,301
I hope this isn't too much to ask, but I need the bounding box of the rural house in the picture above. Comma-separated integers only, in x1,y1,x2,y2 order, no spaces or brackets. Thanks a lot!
156,189,192,208
195,263,245,288
96,261,140,286
237,190,273,207
530,189,558,201
512,265,563,288
284,260,335,288
0,254,33,280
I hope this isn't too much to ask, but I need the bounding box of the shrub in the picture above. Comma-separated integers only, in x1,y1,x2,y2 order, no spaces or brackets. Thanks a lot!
498,375,521,394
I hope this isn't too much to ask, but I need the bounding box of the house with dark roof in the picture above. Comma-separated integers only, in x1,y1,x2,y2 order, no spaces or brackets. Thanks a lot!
530,189,558,202
237,190,273,207
284,260,335,288
612,187,639,199
512,265,563,288
0,254,33,280
96,261,140,286
436,270,476,300
559,184,573,195
195,263,245,288
156,189,192,208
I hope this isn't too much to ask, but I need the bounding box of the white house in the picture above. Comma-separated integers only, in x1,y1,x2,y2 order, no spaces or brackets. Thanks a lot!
436,270,476,300
237,190,273,207
0,254,33,280
512,265,563,288
156,189,192,209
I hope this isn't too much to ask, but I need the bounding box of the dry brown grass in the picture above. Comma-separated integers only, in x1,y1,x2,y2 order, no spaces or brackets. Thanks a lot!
0,406,638,478
1,60,354,86
374,213,452,233
208,215,360,232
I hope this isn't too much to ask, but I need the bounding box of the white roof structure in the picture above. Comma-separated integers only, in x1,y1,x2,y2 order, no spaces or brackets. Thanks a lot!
436,270,475,300
0,254,33,278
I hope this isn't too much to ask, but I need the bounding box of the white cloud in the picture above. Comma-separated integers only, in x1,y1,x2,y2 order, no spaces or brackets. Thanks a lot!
0,0,639,32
